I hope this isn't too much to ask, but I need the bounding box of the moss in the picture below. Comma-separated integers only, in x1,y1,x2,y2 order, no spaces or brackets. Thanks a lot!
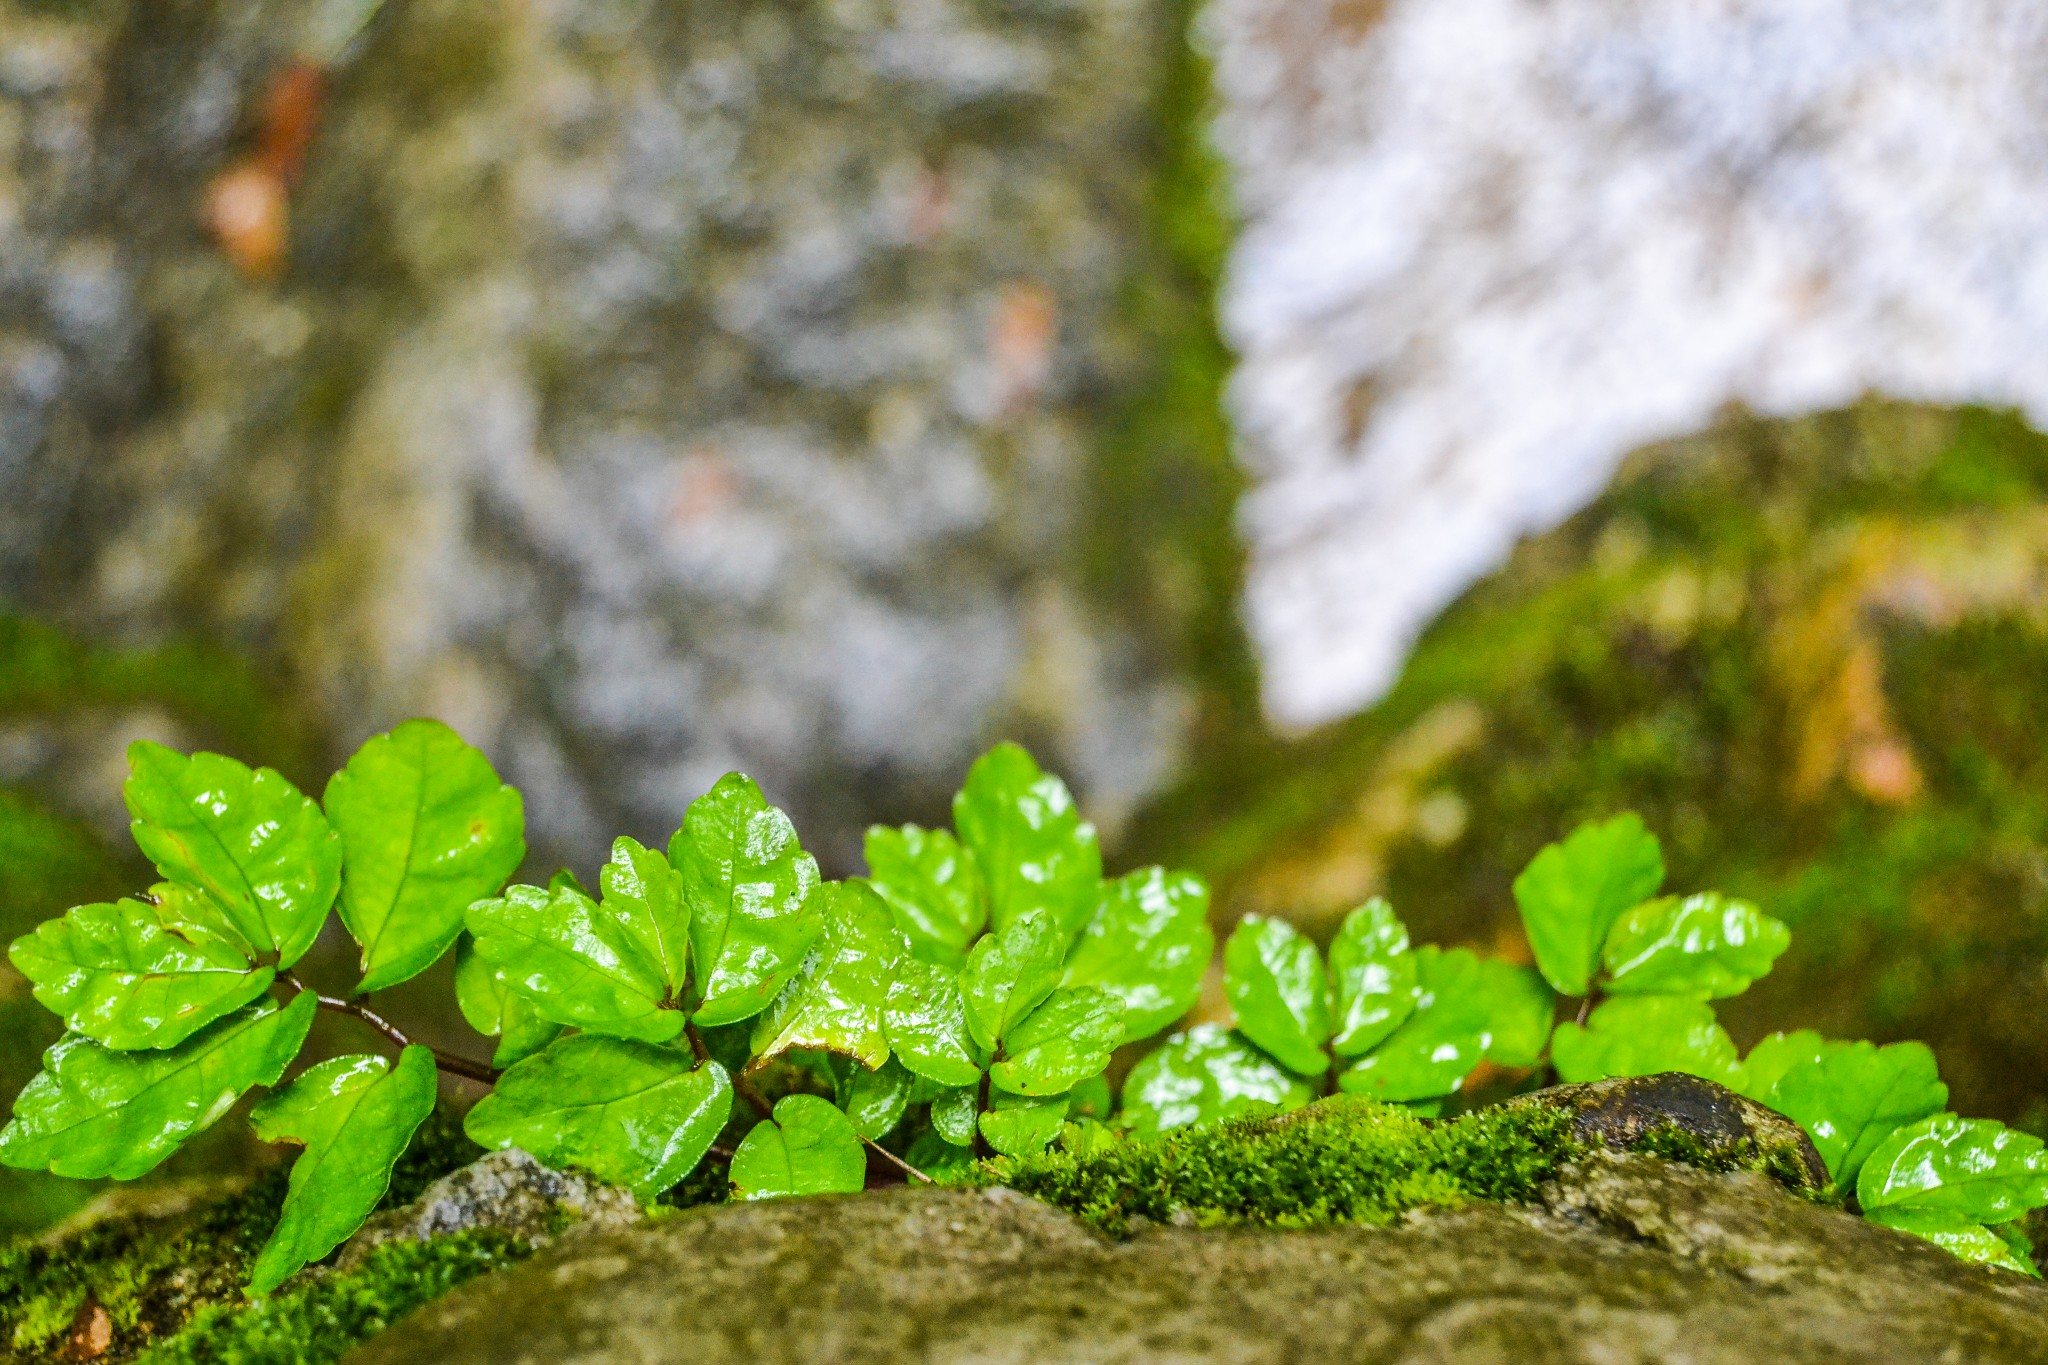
131,1231,530,1365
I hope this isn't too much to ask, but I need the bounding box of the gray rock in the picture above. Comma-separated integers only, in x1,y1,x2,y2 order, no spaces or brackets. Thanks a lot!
344,1163,2047,1364
337,1148,641,1272
1510,1071,1831,1191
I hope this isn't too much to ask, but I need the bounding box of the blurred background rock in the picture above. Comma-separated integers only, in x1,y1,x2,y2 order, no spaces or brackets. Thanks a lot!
5,0,2048,1232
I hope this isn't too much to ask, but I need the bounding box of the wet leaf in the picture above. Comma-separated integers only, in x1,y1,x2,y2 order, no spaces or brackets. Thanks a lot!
1862,1207,2039,1276
9,894,272,1050
752,881,903,1069
952,743,1101,939
729,1094,866,1200
247,1047,437,1293
672,774,823,1027
831,1056,913,1140
1766,1039,1946,1189
124,742,341,968
465,878,682,1044
1512,813,1663,996
464,1035,730,1199
1857,1114,2048,1225
1119,1024,1313,1138
1601,892,1790,1000
1340,946,1494,1101
1739,1029,1829,1101
1223,915,1330,1077
961,908,1065,1053
1475,957,1555,1067
324,719,526,993
978,1090,1068,1158
929,1083,979,1146
883,958,983,1087
452,934,560,1068
1061,868,1212,1043
0,992,316,1179
1327,899,1417,1058
1549,994,1743,1088
863,826,985,968
989,988,1122,1097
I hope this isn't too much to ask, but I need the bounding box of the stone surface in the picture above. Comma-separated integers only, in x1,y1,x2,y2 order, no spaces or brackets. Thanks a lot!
1513,1072,1830,1190
0,0,1186,868
337,1148,642,1272
345,1162,2048,1364
1212,0,2048,727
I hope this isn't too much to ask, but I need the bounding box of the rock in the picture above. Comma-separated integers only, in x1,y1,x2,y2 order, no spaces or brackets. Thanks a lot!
344,1166,2047,1364
1510,1072,1830,1191
337,1149,641,1272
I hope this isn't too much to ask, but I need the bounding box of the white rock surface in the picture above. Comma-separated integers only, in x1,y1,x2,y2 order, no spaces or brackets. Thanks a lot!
1213,0,2048,728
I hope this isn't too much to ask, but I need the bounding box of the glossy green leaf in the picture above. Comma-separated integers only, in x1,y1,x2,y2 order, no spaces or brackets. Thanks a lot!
1512,813,1663,996
1766,1039,1946,1189
598,837,690,994
452,934,561,1068
951,743,1101,939
1328,899,1417,1058
466,882,681,1044
929,1083,979,1146
1061,867,1212,1043
961,907,1065,1053
989,988,1122,1097
0,992,316,1180
1739,1029,1829,1101
247,1046,437,1292
1340,946,1493,1102
729,1094,867,1200
1476,957,1556,1067
979,1090,1068,1158
1549,994,1743,1088
1223,915,1330,1077
831,1056,913,1140
124,742,342,968
671,773,823,1027
863,825,985,969
1602,892,1790,1000
1119,1024,1313,1138
883,958,983,1087
324,719,526,994
751,881,903,1069
1857,1115,2048,1224
464,1035,730,1198
1863,1207,2039,1277
9,894,273,1050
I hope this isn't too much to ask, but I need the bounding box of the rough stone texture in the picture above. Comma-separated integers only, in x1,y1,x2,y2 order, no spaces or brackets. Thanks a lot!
1514,1072,1830,1190
337,1148,641,1272
345,1165,2048,1363
0,0,1185,867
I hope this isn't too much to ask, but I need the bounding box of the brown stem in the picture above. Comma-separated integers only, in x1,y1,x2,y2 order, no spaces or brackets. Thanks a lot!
283,972,500,1085
733,1061,775,1121
862,1135,934,1185
1574,995,1593,1027
684,1019,712,1066
972,1068,993,1160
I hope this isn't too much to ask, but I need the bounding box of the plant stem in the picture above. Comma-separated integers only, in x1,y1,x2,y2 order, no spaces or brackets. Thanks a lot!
282,972,500,1085
861,1135,934,1185
733,1061,775,1121
683,1018,712,1065
972,1068,993,1159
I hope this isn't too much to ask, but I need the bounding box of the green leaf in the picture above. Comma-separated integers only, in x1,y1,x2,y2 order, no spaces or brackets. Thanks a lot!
1327,899,1418,1058
1863,1208,2040,1276
929,1083,979,1146
247,1047,437,1293
729,1094,867,1200
961,907,1065,1053
1512,813,1663,996
1339,946,1494,1102
979,1090,1068,1158
1857,1115,2048,1224
951,743,1101,939
1739,1029,1830,1102
1069,1072,1113,1121
466,883,681,1044
1549,994,1743,1088
452,934,561,1068
1601,892,1790,1000
989,988,1123,1097
0,992,316,1179
1223,915,1330,1077
8,893,273,1050
863,826,985,969
1475,957,1555,1067
323,719,526,994
548,867,591,898
123,742,342,968
1766,1039,1946,1190
1061,868,1212,1043
831,1056,913,1140
463,1035,730,1199
672,773,823,1027
883,958,983,1087
596,836,690,996
1119,1024,1313,1138
751,881,904,1069
905,1130,977,1181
